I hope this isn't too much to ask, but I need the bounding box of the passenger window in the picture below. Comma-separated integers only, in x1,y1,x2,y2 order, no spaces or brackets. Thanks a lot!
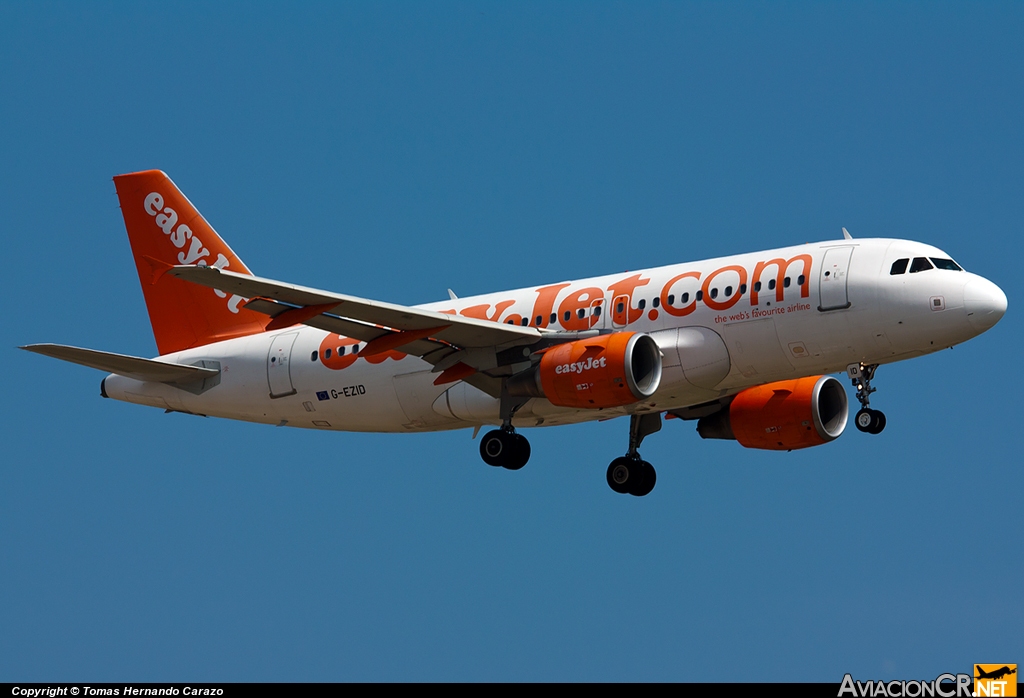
638,299,646,310
890,259,909,275
352,345,359,354
930,257,963,271
754,281,762,292
506,319,515,324
783,277,791,288
725,286,733,296
593,305,602,317
652,297,660,308
667,294,675,305
311,351,318,362
910,257,933,273
616,302,624,314
710,288,718,299
521,317,529,326
325,348,332,359
338,346,346,355
550,314,556,325
739,284,747,294
577,308,586,319
681,292,689,304
536,315,543,325
696,290,703,301
768,279,776,290
564,311,571,321
797,275,805,285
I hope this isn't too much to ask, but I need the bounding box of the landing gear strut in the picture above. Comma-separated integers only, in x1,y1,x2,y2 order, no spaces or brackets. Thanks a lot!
607,412,661,497
847,362,886,434
479,389,531,470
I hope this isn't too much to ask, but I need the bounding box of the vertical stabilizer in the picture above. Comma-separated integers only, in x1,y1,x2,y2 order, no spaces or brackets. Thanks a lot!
113,170,267,355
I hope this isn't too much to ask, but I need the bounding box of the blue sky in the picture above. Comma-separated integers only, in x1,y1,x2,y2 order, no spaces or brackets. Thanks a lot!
1,2,1020,682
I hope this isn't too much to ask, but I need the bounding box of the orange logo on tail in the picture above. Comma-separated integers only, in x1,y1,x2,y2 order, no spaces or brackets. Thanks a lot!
114,170,268,355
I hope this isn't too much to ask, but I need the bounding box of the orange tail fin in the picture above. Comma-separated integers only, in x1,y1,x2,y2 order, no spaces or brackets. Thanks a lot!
114,170,267,355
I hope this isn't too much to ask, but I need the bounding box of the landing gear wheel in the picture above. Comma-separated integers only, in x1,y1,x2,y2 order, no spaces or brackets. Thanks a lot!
855,408,886,434
504,433,531,470
480,429,508,466
479,429,531,470
606,457,635,494
606,457,656,496
630,461,656,497
855,408,874,433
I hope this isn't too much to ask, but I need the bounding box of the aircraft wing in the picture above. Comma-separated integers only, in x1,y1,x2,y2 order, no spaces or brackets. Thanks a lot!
20,344,218,385
169,265,540,349
169,265,547,397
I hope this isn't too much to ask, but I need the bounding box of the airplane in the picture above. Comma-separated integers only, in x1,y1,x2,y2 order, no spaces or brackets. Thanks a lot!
21,170,1008,497
976,666,1016,681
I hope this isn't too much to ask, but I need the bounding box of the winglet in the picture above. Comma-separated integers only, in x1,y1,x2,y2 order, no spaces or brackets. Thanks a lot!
842,227,853,240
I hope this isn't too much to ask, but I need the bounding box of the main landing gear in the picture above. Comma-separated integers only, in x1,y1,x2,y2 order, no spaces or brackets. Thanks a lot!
475,392,662,496
479,427,531,470
479,392,531,470
606,413,661,497
848,362,886,434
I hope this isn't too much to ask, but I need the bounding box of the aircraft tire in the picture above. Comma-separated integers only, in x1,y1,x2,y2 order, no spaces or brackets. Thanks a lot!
855,408,874,433
607,456,638,494
480,429,509,467
629,461,656,497
867,410,886,435
503,433,531,470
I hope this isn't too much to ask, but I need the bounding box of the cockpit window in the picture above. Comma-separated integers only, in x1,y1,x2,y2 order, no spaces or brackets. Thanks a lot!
930,257,963,271
909,257,933,273
890,258,909,275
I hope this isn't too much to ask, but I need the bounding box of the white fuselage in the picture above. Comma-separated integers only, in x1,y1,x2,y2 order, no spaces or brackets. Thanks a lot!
101,238,1006,433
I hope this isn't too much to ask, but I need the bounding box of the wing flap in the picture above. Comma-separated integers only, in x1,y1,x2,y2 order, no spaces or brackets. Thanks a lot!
20,344,218,385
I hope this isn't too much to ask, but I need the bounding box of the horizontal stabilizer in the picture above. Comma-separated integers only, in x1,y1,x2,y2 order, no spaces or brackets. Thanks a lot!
20,344,219,385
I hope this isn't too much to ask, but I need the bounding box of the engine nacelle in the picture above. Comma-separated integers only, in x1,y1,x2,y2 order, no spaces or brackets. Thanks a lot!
507,332,662,409
697,375,848,450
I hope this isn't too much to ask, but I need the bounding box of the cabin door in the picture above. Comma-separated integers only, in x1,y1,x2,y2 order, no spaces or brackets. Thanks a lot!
267,332,298,398
818,246,854,311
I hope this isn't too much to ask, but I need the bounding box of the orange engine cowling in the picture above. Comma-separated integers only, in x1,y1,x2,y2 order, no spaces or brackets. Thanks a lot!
507,332,662,409
696,375,848,450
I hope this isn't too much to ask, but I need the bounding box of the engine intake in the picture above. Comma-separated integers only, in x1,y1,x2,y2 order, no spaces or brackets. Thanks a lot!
697,375,848,450
507,332,662,409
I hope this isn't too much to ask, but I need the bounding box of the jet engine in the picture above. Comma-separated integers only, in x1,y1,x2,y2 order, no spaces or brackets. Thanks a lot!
507,332,662,409
697,375,848,450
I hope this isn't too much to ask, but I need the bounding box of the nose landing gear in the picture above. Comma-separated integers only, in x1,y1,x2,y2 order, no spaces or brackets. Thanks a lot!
848,362,886,434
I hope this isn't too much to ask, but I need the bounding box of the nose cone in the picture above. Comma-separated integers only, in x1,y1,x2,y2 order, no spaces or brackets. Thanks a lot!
964,277,1007,333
